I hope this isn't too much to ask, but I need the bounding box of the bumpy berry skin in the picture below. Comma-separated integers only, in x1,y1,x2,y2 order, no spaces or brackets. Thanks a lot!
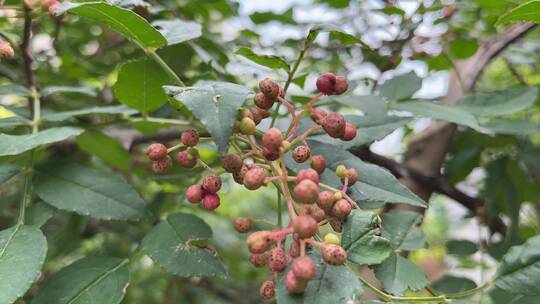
202,175,222,194
233,217,252,233
316,72,337,95
181,129,199,147
267,247,288,272
317,191,334,211
332,199,352,218
310,108,328,124
341,122,357,141
310,155,326,174
294,180,319,204
186,184,204,204
247,231,272,254
250,107,270,125
292,215,318,238
259,78,280,98
243,166,268,190
342,168,358,186
262,128,283,152
296,168,320,184
233,164,252,185
202,193,220,210
321,244,348,265
292,145,311,163
254,92,275,110
310,206,327,222
151,155,172,173
285,270,307,294
147,143,168,161
250,252,268,268
292,256,317,281
262,148,279,161
259,280,275,300
239,117,256,135
334,76,348,95
221,154,243,173
324,233,341,245
0,40,15,60
176,151,197,168
321,112,346,138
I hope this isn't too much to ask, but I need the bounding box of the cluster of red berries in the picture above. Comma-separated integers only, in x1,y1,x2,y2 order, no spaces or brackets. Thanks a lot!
145,73,360,300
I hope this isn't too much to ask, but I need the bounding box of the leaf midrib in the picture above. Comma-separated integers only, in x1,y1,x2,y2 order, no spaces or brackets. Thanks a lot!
66,259,128,304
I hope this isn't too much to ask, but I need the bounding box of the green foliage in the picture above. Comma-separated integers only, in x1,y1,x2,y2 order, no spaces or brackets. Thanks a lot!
0,225,47,304
342,210,392,265
381,210,426,251
498,0,540,23
114,58,171,113
236,47,290,71
33,164,147,220
374,253,428,296
32,257,129,304
393,101,480,129
165,82,251,154
0,127,83,156
142,213,227,278
379,72,422,101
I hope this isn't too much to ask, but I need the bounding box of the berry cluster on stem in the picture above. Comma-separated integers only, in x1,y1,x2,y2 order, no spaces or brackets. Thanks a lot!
145,73,360,300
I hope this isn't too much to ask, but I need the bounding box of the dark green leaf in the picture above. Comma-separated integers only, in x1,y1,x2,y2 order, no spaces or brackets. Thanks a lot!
0,84,31,97
381,210,425,251
0,116,31,128
306,24,368,47
392,101,480,129
482,119,540,135
152,19,202,46
376,7,406,16
235,47,290,71
490,287,540,304
142,213,227,277
0,163,20,184
446,145,481,183
498,1,540,24
432,275,477,293
32,256,129,304
334,94,387,117
449,39,479,59
495,235,540,295
447,240,478,256
342,210,392,265
380,72,422,101
34,163,147,220
276,252,363,303
76,130,131,172
374,252,428,296
57,2,166,48
26,202,55,228
292,73,308,88
249,8,296,25
455,88,538,116
328,31,364,46
41,86,97,97
114,58,171,113
307,141,426,208
165,82,252,154
0,127,83,156
41,105,136,122
0,225,47,304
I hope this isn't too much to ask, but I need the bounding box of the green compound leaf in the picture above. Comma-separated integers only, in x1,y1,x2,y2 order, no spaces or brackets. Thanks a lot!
32,257,129,304
56,2,166,48
142,213,227,278
374,252,428,296
34,163,147,221
495,235,540,296
0,225,47,304
0,127,83,157
380,71,422,101
342,210,393,266
165,82,252,155
114,58,171,113
235,47,290,71
381,210,426,251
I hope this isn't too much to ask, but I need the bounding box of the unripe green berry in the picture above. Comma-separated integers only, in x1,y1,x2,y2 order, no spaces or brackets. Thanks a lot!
336,165,347,178
239,117,256,135
324,233,341,245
